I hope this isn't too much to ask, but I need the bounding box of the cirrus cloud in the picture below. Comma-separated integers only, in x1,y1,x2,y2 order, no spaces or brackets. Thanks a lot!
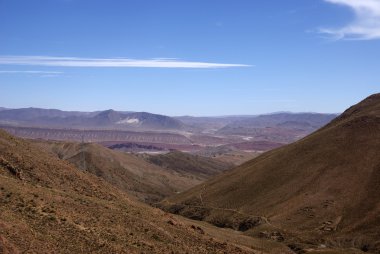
320,0,380,40
0,70,63,74
0,56,251,69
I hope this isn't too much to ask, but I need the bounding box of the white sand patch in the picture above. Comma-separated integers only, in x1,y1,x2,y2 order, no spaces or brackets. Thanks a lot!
116,118,140,124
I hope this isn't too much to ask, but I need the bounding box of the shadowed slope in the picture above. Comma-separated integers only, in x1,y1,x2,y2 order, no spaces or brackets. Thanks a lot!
161,94,380,253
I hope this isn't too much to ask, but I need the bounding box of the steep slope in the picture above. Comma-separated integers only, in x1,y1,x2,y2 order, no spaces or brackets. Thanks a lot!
0,129,259,253
161,94,380,253
33,141,217,203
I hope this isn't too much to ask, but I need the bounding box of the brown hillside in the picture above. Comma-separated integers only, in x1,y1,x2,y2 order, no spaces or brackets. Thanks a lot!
161,94,380,253
145,150,232,179
33,140,220,203
0,129,264,253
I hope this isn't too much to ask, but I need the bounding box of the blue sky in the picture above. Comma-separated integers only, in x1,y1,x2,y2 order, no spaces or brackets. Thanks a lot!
0,0,379,116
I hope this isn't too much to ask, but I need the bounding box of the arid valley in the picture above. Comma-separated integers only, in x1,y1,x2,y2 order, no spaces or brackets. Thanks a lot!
1,0,379,253
1,94,380,253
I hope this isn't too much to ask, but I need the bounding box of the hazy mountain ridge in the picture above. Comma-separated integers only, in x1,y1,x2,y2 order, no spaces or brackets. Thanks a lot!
174,115,253,133
0,107,338,165
0,108,184,131
0,107,97,119
0,107,336,133
215,113,337,143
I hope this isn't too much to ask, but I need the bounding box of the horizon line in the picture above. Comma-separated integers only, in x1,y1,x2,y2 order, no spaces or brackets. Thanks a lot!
0,106,340,117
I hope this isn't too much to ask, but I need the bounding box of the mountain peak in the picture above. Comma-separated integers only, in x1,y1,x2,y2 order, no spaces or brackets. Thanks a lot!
344,93,380,116
328,93,380,127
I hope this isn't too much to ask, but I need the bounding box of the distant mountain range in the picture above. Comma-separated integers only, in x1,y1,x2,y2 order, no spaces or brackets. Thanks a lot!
0,107,338,153
219,112,337,130
0,107,337,132
216,112,337,142
174,115,251,133
0,108,184,131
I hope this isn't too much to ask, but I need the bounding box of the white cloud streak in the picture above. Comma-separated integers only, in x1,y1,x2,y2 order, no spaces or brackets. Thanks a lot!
320,0,380,40
0,70,63,74
0,56,251,69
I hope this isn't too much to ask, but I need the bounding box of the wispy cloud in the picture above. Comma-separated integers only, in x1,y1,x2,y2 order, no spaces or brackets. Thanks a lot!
0,56,251,69
319,0,380,40
0,70,63,74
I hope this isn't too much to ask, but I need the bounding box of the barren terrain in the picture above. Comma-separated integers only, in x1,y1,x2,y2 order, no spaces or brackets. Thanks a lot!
161,94,380,253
